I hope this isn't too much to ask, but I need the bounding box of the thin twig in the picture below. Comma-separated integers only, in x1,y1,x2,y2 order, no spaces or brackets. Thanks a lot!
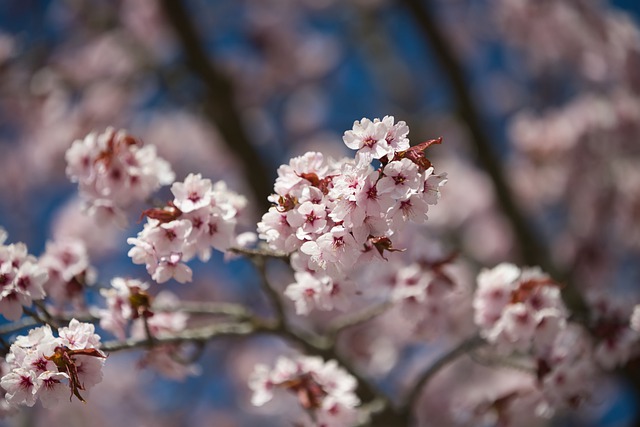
327,301,393,339
153,301,251,318
401,334,485,412
142,316,155,348
0,317,41,336
228,246,289,261
33,301,56,326
0,313,98,337
101,322,256,352
469,348,536,374
251,255,287,324
22,307,51,330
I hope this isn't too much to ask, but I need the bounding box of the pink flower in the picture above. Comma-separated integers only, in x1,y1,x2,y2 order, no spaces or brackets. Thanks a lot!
39,238,95,306
300,226,360,278
473,263,567,355
65,128,175,224
0,232,48,321
287,201,328,240
171,173,212,213
1,320,106,408
248,355,360,426
377,158,421,199
631,305,640,332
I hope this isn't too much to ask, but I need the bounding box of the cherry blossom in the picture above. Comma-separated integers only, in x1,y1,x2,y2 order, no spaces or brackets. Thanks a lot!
0,230,48,321
65,128,175,225
128,174,246,283
249,355,360,426
130,292,199,380
343,116,409,161
99,277,152,340
258,117,446,313
0,320,106,408
39,238,95,306
474,263,567,355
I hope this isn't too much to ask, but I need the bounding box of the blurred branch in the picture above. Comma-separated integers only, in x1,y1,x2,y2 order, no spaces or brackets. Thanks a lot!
398,0,545,267
228,245,289,261
102,321,255,352
250,254,288,325
327,301,393,340
398,0,589,320
158,0,273,213
244,253,395,420
401,334,484,415
153,301,251,318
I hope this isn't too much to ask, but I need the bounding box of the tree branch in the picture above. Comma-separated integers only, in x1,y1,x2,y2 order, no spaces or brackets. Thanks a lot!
399,0,543,267
101,322,255,352
398,0,590,320
401,334,484,413
327,301,393,340
153,301,251,318
158,0,273,214
228,245,289,261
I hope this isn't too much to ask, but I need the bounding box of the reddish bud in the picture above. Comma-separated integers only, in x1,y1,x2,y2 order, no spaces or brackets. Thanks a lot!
369,236,405,260
46,346,106,403
393,137,442,172
140,202,182,224
275,194,298,212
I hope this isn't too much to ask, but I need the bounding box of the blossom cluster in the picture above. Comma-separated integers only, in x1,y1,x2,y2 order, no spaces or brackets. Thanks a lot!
249,355,360,427
0,319,105,408
258,116,447,314
39,239,95,307
99,277,154,341
0,229,48,321
65,127,175,226
128,173,247,283
474,263,567,355
99,277,197,379
473,263,599,410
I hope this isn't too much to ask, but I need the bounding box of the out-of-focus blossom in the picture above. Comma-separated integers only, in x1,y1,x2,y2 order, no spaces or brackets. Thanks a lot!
131,292,199,380
249,355,360,426
39,239,95,307
99,277,152,341
0,229,48,321
66,127,175,226
474,263,566,355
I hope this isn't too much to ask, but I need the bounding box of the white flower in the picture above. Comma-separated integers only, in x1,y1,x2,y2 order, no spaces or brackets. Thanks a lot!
343,117,391,160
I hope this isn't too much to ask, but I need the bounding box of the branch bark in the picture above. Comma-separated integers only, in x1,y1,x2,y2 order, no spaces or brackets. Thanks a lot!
398,0,589,320
158,0,273,214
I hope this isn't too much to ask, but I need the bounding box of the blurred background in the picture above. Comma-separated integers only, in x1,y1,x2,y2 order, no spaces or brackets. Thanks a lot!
0,0,640,426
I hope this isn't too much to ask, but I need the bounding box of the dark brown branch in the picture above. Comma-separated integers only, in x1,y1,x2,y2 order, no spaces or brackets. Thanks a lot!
158,0,273,214
398,0,544,267
398,0,589,320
